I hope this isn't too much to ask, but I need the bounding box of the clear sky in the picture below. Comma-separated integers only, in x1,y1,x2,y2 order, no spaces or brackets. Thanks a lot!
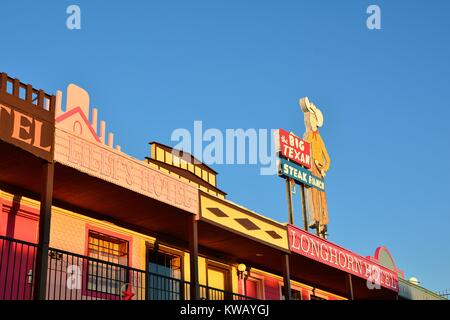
1,0,449,293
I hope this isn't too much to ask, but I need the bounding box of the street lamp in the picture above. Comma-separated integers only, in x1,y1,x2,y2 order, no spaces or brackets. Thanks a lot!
237,263,247,278
237,263,251,298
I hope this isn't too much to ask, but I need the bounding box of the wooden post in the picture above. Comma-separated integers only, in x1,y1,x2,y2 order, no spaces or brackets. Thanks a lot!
282,254,292,300
348,273,354,300
0,73,7,93
243,278,247,297
13,79,20,97
25,84,33,103
37,90,45,109
300,185,308,231
33,161,54,300
188,214,200,300
285,179,294,225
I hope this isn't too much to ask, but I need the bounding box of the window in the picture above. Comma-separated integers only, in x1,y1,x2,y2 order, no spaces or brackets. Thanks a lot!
202,170,208,181
148,250,181,279
281,286,302,300
87,231,129,295
147,250,182,300
244,277,263,299
208,173,216,187
156,147,165,162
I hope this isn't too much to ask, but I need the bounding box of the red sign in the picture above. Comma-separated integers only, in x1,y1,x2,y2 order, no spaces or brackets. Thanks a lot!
288,225,399,292
276,129,311,168
121,284,135,300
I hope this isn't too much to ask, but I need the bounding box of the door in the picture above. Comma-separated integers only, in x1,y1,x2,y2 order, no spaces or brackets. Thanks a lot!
147,249,183,300
245,277,262,299
0,202,38,300
206,263,230,300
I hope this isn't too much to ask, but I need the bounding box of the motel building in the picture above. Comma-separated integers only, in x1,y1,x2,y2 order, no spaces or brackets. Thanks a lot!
0,72,445,301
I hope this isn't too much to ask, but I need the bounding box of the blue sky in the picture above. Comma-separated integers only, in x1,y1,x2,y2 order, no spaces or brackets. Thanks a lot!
1,0,449,293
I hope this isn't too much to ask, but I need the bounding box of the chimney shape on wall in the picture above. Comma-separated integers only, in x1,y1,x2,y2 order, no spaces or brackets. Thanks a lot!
100,121,106,144
108,132,114,148
55,90,63,118
92,108,98,133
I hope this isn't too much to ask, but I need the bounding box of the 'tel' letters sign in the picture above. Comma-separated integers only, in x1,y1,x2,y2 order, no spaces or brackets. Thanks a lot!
0,74,55,162
275,128,311,169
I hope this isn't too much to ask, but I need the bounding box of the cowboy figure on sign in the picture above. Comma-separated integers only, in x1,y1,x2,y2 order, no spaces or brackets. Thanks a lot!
300,97,331,238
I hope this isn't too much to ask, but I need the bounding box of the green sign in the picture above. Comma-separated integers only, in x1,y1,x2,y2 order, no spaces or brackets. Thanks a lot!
278,158,325,191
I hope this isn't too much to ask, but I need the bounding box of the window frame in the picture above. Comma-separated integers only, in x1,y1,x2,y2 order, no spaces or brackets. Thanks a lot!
280,285,303,300
145,242,185,300
243,274,265,300
309,288,329,300
82,225,133,300
205,260,232,300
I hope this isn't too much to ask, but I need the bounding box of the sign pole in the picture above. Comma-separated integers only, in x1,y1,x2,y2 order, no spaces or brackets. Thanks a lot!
300,185,308,231
285,179,294,225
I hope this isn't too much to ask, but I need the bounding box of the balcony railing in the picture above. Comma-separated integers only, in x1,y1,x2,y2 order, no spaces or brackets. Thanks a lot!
0,236,255,301
200,285,254,300
45,246,147,300
147,271,191,300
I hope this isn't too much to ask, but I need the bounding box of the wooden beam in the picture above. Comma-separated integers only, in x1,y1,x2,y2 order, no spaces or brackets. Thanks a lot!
282,254,292,300
348,273,354,300
33,161,54,300
0,73,7,93
188,214,200,300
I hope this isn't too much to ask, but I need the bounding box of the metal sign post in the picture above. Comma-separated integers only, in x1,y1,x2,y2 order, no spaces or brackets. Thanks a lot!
285,179,294,225
300,185,308,231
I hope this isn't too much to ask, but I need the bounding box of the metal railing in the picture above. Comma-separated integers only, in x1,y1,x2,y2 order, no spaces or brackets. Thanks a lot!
46,247,147,300
147,272,190,300
0,236,255,301
200,284,255,300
